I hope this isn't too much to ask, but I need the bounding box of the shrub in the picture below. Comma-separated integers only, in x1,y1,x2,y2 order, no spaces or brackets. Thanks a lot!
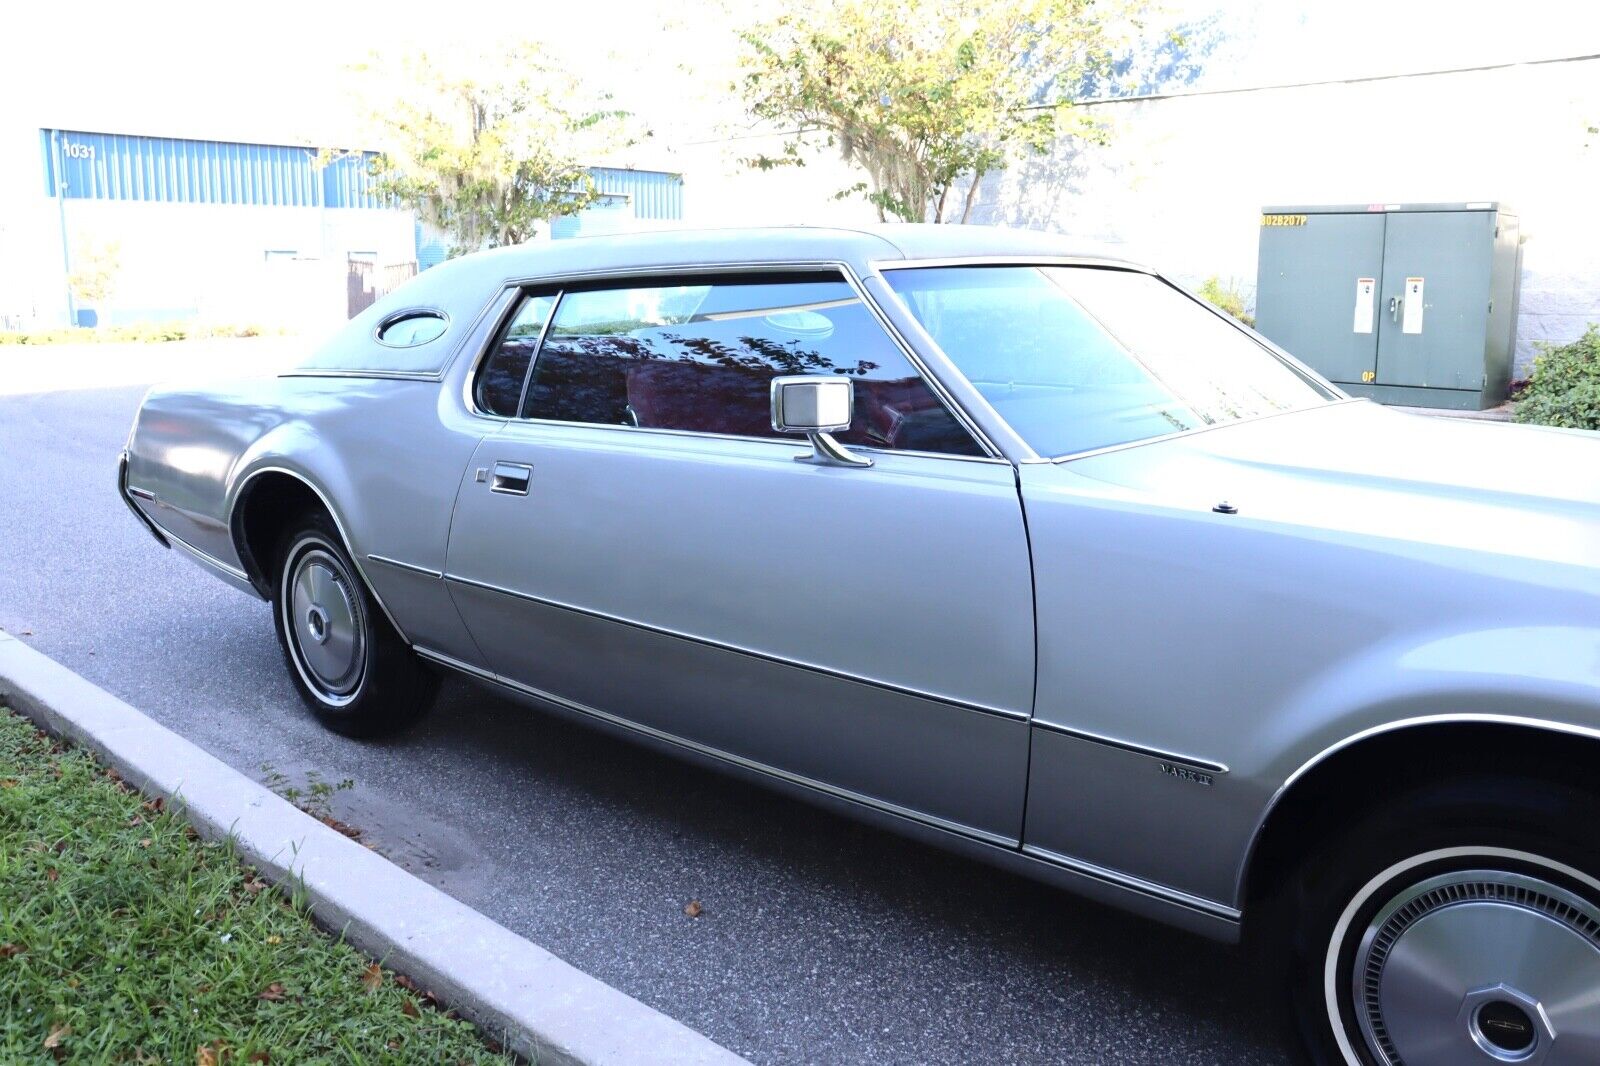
1198,276,1255,328
1513,324,1600,431
0,322,283,345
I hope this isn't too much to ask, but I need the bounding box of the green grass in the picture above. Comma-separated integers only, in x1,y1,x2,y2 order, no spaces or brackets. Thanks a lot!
0,708,513,1064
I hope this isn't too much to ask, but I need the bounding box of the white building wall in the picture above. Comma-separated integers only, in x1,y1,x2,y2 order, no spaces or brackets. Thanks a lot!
974,58,1600,374
18,199,415,332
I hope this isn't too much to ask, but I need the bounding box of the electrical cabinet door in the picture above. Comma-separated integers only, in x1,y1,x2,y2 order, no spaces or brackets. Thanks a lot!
1255,211,1386,385
1375,210,1495,389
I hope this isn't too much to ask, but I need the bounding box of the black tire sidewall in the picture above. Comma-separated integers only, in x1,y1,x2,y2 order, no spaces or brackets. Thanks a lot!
270,513,434,738
1286,778,1600,1065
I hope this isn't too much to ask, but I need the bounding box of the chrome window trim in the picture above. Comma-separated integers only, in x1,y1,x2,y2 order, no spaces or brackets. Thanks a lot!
413,644,1021,849
1236,712,1600,906
874,258,1349,463
443,571,1030,721
873,254,1159,274
1030,718,1230,775
229,465,413,645
373,306,451,348
457,260,1003,461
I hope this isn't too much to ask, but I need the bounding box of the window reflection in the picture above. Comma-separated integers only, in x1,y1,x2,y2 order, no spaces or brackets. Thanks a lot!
476,294,556,417
520,276,980,456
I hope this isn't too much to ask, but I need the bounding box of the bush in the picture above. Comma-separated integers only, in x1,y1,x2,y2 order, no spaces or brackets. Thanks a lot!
1198,276,1255,328
1513,324,1600,431
0,322,282,345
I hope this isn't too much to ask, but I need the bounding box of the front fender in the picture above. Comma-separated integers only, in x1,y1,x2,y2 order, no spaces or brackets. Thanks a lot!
1234,624,1600,902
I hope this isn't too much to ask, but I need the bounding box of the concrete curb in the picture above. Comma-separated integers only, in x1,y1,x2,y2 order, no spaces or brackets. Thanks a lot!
0,630,747,1066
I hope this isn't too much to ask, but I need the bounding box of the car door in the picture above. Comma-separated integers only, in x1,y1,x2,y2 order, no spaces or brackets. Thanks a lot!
444,270,1036,842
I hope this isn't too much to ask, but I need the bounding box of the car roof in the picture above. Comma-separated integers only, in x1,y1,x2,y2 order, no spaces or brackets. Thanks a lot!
436,223,1148,287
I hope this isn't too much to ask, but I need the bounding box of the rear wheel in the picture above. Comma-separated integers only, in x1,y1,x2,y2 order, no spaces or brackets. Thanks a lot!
271,513,436,737
1285,779,1600,1065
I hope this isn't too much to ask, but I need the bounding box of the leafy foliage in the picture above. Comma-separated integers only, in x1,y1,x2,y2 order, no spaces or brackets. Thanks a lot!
1197,276,1255,328
1514,324,1600,431
736,0,1145,222
344,42,639,252
66,240,121,309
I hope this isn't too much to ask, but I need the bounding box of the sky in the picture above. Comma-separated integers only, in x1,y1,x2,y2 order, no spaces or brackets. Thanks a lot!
1,0,1594,151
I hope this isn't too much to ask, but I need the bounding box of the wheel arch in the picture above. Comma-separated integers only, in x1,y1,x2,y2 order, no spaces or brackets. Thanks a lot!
1239,716,1600,921
228,465,412,644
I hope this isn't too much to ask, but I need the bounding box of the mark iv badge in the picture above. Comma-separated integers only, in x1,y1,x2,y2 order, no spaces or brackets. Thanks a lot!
1159,762,1214,787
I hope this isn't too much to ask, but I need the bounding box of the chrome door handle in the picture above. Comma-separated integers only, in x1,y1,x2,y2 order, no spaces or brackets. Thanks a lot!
490,461,532,495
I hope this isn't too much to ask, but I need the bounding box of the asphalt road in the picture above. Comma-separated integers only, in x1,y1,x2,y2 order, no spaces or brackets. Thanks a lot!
0,370,1293,1064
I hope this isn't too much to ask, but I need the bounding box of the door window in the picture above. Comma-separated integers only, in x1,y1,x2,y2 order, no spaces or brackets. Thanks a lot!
475,294,557,417
512,274,981,455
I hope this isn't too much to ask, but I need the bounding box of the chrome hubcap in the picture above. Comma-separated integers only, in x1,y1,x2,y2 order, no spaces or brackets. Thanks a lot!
286,547,366,701
1353,870,1600,1065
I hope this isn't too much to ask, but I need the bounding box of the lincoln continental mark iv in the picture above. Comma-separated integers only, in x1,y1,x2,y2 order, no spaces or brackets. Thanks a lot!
120,225,1600,1065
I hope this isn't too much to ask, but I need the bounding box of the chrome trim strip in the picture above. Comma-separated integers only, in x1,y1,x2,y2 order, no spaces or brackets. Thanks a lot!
872,254,1157,274
840,264,1002,459
1237,712,1600,905
442,572,1030,722
281,369,444,383
1021,844,1243,923
126,485,156,501
117,451,169,548
161,527,250,581
457,414,1010,466
229,466,413,644
458,260,1005,461
413,644,1020,849
366,554,444,580
1030,719,1230,775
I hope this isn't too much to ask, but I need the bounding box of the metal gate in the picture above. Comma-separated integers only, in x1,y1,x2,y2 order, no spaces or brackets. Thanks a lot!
347,260,418,318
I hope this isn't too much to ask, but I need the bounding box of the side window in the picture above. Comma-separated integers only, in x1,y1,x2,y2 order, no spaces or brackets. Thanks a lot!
520,274,982,455
475,294,556,417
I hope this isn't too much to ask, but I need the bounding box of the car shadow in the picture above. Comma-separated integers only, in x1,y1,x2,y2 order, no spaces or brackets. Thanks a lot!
392,674,1291,1062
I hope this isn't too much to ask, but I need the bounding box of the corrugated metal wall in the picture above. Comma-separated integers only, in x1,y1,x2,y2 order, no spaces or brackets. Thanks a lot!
588,166,684,220
39,129,389,209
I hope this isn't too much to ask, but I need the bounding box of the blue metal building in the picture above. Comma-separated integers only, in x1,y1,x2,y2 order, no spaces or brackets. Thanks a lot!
29,128,686,329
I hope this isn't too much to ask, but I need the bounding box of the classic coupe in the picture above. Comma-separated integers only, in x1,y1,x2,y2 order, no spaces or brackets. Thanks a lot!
120,225,1600,1065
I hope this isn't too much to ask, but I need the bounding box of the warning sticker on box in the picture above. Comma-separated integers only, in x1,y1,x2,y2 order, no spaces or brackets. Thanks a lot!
1353,278,1375,334
1402,277,1424,334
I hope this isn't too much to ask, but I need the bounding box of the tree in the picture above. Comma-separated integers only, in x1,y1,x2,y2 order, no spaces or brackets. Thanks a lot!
737,0,1145,223
344,43,639,253
68,239,121,313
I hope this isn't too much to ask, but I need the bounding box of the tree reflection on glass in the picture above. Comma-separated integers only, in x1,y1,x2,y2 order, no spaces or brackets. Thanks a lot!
519,277,980,455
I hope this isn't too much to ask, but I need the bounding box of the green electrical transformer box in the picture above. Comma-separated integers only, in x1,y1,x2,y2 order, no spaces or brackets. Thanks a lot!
1255,202,1521,410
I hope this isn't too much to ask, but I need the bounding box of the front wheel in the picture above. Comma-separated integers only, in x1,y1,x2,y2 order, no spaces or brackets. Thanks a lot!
1286,780,1600,1065
271,513,436,737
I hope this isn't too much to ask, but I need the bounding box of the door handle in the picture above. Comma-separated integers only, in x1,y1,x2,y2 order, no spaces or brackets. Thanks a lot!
1389,295,1400,323
490,461,532,495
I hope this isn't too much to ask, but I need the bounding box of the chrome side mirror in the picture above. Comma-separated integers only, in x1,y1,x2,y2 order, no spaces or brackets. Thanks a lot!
770,375,873,468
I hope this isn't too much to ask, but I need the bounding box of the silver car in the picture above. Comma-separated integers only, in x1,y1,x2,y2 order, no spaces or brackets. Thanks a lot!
120,225,1600,1065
